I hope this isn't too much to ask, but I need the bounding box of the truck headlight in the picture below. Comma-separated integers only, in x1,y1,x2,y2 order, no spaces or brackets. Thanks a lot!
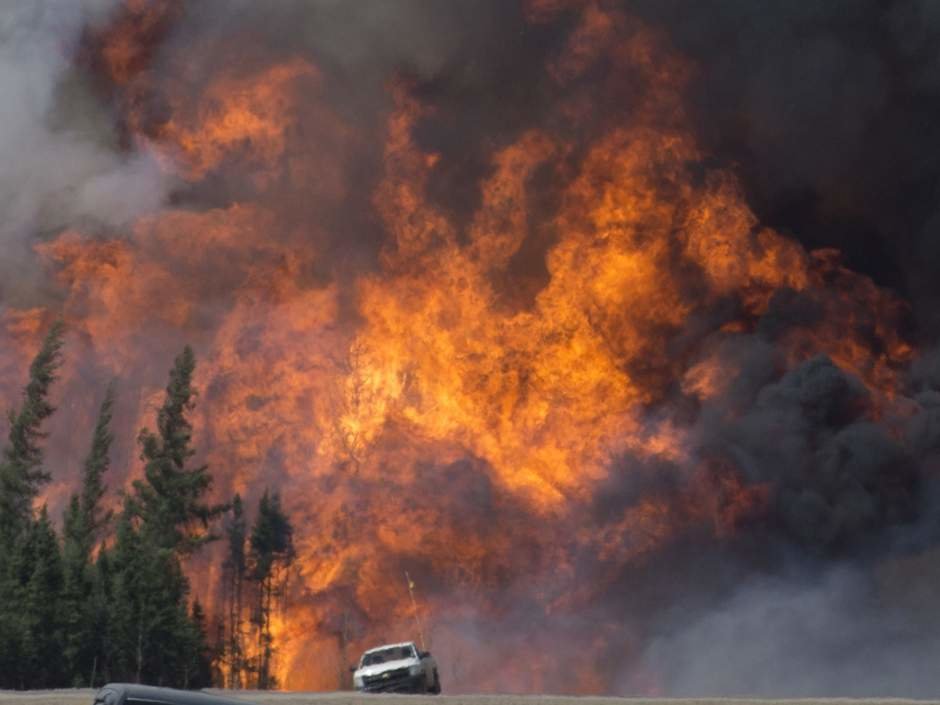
353,674,364,689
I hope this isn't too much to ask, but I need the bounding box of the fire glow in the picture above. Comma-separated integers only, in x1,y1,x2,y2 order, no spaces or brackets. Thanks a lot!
1,0,924,694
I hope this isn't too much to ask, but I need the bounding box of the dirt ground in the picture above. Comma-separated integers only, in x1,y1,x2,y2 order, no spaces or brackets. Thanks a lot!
2,692,939,705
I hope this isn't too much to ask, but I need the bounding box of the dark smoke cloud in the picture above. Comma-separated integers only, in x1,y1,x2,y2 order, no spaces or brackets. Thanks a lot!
169,0,537,119
587,325,940,693
700,353,918,552
631,0,940,337
579,253,940,692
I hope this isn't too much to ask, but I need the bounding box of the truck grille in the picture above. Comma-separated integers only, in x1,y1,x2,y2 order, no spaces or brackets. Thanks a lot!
363,666,414,691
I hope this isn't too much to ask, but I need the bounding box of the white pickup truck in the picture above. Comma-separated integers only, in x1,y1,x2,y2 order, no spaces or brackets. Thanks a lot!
352,641,441,694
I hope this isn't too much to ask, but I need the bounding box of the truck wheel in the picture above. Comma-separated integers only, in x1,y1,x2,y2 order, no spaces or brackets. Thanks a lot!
429,670,441,694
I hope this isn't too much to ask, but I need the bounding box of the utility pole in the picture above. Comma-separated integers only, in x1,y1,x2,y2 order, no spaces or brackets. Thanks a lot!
405,571,426,650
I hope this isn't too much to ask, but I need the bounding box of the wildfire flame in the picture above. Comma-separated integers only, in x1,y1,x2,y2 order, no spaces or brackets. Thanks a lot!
2,0,916,693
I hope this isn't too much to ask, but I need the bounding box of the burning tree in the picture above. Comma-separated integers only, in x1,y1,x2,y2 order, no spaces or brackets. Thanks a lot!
218,489,297,690
221,493,248,688
248,490,295,690
0,325,304,689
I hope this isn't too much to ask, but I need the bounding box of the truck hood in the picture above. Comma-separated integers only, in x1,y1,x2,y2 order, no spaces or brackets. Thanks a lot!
355,657,418,678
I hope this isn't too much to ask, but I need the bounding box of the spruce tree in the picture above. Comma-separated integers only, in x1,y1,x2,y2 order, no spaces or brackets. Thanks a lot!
20,506,65,688
73,384,115,553
0,321,65,689
183,599,213,689
107,498,193,685
249,490,295,689
61,494,89,685
62,385,116,685
222,494,247,688
0,582,23,687
134,346,226,553
108,347,225,687
0,320,65,552
89,548,114,686
105,503,143,682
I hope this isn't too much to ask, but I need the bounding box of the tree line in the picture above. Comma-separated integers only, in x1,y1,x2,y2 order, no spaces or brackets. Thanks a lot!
0,323,296,690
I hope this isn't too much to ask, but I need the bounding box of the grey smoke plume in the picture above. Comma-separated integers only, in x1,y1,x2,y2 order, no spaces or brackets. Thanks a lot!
0,0,169,305
640,565,940,697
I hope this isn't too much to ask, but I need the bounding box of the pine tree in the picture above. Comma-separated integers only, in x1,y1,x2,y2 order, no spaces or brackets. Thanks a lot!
0,320,65,552
107,347,226,687
20,506,65,688
249,490,295,689
134,346,226,555
222,494,247,688
107,499,194,685
89,548,114,687
74,384,115,553
0,321,65,689
183,599,213,689
0,580,23,687
62,385,116,685
105,503,142,683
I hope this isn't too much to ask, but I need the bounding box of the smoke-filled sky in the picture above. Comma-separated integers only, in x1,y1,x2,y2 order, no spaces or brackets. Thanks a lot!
5,0,940,696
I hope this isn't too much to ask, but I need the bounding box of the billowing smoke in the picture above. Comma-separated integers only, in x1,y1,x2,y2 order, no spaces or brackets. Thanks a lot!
0,0,170,306
632,0,940,335
641,566,940,697
5,0,940,696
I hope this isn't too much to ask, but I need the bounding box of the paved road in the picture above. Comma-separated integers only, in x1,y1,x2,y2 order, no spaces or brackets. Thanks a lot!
3,692,940,705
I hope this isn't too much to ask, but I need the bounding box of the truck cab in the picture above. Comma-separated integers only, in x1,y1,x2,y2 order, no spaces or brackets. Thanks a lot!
352,641,441,693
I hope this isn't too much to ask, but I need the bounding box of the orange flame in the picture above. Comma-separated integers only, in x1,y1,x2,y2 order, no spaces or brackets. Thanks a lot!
3,0,915,692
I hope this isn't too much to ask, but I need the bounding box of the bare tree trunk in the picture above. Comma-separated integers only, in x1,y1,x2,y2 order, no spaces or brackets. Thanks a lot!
227,564,244,689
261,574,271,689
235,565,243,687
255,574,269,689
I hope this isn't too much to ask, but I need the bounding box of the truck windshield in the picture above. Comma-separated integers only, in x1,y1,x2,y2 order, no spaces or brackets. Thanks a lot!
361,646,414,666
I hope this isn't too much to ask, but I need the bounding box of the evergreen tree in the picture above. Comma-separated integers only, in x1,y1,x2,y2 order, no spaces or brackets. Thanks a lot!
72,383,115,553
134,346,226,555
89,548,114,687
249,490,295,689
0,340,254,690
0,320,65,552
105,504,142,682
20,506,65,688
222,494,247,688
62,385,116,685
0,581,23,687
108,499,194,685
107,347,225,687
0,321,65,689
183,599,213,689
